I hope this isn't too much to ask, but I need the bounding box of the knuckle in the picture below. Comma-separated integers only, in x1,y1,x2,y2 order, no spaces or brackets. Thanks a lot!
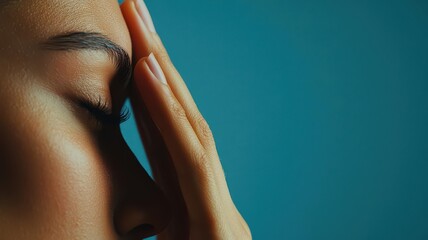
195,151,209,162
191,150,213,177
192,149,209,166
146,43,158,56
194,113,214,142
151,43,170,63
169,100,187,120
158,51,171,66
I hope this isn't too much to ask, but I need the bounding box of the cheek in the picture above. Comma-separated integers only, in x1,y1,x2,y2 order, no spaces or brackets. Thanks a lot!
0,83,115,237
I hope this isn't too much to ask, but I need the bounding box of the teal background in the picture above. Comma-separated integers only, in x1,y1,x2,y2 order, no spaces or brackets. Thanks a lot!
120,0,428,239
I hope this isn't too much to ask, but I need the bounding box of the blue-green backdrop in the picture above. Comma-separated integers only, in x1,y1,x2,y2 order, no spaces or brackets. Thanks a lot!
119,0,428,239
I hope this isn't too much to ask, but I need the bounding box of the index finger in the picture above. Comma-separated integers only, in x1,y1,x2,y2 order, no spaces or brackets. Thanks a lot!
120,0,153,60
121,0,216,152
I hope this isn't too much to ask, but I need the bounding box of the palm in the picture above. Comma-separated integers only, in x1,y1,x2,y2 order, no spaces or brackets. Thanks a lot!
130,89,189,239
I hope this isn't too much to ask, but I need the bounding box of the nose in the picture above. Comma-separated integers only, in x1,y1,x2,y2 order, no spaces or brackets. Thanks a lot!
114,179,171,239
102,131,171,239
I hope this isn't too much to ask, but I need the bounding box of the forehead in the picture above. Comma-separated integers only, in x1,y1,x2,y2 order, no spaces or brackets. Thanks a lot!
0,0,131,58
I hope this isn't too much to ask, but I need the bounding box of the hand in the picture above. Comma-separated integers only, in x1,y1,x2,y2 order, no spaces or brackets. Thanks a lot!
120,0,251,239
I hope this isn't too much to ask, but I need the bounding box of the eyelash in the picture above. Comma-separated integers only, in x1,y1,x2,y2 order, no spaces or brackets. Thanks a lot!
79,97,130,126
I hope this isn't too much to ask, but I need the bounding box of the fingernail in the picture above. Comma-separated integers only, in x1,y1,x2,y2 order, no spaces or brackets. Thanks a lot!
146,53,167,85
133,0,156,33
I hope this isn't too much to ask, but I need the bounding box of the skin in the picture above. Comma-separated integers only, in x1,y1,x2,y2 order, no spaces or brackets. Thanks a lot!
0,0,251,239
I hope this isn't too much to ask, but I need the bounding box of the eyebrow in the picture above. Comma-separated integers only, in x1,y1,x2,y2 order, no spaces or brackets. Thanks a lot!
40,31,132,89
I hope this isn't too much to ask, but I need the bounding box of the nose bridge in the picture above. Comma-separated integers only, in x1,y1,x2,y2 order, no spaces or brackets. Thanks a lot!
102,131,171,237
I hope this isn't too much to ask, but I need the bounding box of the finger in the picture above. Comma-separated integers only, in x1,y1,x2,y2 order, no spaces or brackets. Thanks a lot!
123,0,234,219
121,0,216,152
133,54,225,220
151,34,217,153
130,88,190,239
130,65,188,207
121,0,152,60
130,84,186,204
129,86,168,180
133,53,203,168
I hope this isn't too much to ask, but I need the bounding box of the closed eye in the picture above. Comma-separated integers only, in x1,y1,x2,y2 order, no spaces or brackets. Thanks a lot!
78,97,130,126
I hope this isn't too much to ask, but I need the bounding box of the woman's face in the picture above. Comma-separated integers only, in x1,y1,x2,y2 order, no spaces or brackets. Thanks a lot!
0,0,171,239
